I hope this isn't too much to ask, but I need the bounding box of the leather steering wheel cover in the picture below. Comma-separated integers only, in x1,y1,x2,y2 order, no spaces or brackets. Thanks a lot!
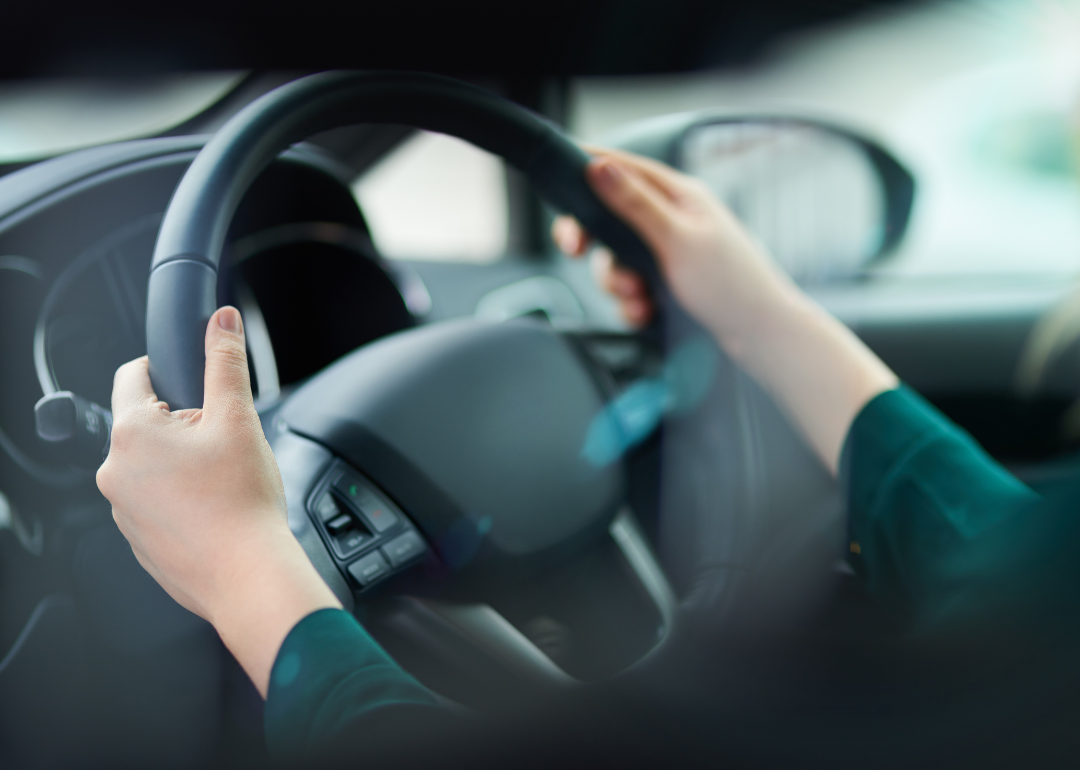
146,71,660,409
144,71,843,640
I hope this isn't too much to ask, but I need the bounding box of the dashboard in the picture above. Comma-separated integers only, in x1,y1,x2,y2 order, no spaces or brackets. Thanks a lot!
4,95,1079,769
0,137,416,499
0,128,681,766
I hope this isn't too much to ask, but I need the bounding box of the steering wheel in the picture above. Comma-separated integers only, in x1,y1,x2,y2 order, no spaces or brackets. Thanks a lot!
144,71,692,692
145,71,839,697
147,71,664,411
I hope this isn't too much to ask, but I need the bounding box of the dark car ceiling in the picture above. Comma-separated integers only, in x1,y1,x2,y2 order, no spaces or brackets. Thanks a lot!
3,0,917,77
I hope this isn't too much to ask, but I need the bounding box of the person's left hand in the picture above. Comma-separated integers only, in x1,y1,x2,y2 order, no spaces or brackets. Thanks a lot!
97,307,340,696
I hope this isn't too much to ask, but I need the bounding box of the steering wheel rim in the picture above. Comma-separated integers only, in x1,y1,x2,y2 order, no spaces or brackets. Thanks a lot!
144,71,841,690
146,70,663,410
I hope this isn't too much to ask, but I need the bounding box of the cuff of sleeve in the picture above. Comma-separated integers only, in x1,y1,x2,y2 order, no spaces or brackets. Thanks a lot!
839,385,950,569
840,384,1047,626
264,608,437,762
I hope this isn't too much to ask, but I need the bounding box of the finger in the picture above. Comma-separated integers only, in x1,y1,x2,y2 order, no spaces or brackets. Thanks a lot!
551,216,592,257
583,145,691,202
591,249,649,301
586,157,675,253
622,297,653,328
591,250,652,326
610,264,647,300
111,356,165,417
202,306,254,418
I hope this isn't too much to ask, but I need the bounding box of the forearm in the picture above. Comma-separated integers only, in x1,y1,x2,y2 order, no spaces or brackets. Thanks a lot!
709,282,898,476
555,152,897,475
208,522,342,698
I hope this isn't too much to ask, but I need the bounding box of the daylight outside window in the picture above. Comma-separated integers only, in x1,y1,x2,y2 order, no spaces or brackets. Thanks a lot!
353,131,509,263
567,0,1080,281
0,73,242,162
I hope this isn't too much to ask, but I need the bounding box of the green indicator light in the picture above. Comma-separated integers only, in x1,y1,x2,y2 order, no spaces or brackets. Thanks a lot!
349,484,358,497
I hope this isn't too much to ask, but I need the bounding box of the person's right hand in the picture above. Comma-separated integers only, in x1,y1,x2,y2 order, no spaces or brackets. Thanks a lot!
552,147,799,352
554,147,898,475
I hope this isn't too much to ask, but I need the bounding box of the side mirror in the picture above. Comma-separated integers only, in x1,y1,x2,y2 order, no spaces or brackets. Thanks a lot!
605,113,915,282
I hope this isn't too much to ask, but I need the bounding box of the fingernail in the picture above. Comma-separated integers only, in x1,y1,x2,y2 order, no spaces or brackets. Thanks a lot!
593,159,624,188
218,306,242,334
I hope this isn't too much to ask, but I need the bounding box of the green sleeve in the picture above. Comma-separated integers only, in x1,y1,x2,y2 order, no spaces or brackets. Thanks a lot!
844,386,1044,628
263,608,440,763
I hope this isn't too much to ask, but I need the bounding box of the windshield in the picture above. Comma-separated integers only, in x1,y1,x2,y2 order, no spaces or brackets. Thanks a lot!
0,72,244,162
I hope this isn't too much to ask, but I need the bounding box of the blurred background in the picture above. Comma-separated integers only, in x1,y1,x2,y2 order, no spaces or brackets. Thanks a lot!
1,0,1079,278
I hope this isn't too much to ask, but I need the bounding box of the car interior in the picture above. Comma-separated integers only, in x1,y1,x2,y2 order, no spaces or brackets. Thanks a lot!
2,1,1080,767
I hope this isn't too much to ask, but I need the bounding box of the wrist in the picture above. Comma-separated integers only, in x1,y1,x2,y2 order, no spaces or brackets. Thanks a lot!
703,278,897,474
208,520,342,697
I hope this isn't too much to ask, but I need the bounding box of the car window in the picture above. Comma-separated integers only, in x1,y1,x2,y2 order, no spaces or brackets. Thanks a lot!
0,73,244,162
353,130,509,262
567,0,1080,281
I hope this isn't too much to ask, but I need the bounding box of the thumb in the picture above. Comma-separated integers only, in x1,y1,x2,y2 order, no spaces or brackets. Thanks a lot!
202,306,254,417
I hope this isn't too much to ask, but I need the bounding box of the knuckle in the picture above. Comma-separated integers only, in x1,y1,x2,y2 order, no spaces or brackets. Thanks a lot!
113,360,133,382
615,184,646,207
107,419,133,451
211,349,250,385
647,215,675,240
96,463,115,499
112,358,142,388
214,341,249,370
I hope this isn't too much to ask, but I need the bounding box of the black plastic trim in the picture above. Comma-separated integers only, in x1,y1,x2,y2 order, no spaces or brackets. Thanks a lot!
305,459,431,592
